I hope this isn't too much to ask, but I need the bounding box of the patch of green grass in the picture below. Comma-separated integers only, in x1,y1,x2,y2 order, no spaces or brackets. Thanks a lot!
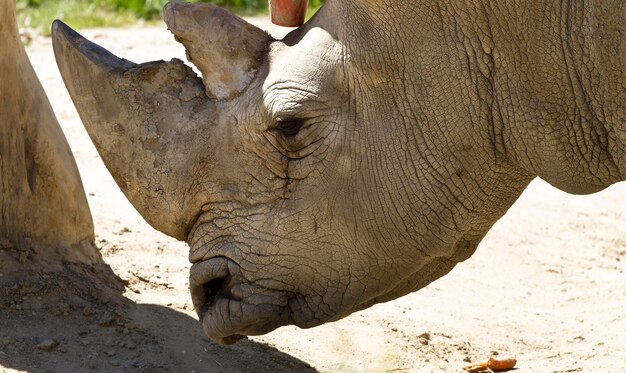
17,0,326,35
306,3,323,20
17,0,140,35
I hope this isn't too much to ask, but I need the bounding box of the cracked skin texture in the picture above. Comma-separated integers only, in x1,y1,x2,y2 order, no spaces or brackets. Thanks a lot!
53,0,625,343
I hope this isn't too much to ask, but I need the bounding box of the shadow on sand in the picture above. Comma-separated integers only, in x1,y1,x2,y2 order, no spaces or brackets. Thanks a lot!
0,259,316,372
1,304,316,372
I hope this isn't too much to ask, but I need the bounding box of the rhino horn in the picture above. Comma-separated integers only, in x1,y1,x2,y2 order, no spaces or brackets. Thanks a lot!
52,20,213,240
163,1,272,100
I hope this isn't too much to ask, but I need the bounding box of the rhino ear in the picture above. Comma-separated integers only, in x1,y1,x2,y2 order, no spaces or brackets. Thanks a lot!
164,1,273,100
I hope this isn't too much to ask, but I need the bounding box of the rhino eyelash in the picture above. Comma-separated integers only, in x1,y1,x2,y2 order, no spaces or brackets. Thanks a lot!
274,117,305,137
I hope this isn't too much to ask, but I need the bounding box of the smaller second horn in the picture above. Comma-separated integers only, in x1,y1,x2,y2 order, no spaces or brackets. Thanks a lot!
164,1,273,100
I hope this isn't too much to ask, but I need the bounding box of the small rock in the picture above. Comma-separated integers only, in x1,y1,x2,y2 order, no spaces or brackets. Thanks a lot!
99,312,116,327
0,238,12,250
490,350,499,356
82,306,94,316
418,338,429,345
36,339,59,351
18,251,29,263
417,332,431,340
19,29,32,45
105,349,116,357
19,286,36,295
58,303,71,314
463,356,471,363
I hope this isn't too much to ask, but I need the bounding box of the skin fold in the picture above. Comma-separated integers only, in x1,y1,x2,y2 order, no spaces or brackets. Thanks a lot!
52,0,624,344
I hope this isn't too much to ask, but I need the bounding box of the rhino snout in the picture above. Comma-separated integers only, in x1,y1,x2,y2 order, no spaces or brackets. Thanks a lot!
189,255,293,344
189,256,232,319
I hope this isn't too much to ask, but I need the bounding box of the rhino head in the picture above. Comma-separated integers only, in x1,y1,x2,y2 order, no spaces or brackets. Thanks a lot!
52,0,624,344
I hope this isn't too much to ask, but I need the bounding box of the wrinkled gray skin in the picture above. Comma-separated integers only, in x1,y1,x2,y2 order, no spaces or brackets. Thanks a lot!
52,0,625,344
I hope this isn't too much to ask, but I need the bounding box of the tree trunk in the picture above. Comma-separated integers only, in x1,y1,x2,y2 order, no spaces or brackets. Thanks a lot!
0,0,100,274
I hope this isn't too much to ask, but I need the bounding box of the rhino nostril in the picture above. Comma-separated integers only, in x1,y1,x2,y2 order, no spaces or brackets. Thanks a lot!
198,277,228,318
190,257,238,319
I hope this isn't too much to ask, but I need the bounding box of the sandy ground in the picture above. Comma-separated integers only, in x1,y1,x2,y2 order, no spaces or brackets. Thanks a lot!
1,18,625,372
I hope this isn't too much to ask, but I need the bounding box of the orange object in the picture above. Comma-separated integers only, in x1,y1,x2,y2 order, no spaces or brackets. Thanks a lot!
463,355,517,372
463,361,488,373
487,356,517,370
269,0,309,27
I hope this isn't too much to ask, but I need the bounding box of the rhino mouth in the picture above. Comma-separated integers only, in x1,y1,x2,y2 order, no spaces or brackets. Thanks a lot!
189,256,293,344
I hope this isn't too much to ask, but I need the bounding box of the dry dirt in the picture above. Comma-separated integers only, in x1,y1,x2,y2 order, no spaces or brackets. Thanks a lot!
1,18,625,373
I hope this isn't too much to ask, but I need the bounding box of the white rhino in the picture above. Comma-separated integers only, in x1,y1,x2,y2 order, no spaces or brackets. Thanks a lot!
51,0,624,344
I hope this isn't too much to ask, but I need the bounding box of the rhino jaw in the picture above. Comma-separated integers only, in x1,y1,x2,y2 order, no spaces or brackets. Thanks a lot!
52,20,211,240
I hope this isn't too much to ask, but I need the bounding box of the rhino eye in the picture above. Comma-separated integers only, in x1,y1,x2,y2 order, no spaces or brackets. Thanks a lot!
275,117,304,137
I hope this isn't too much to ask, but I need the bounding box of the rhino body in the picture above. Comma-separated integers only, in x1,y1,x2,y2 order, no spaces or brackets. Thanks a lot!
52,0,625,344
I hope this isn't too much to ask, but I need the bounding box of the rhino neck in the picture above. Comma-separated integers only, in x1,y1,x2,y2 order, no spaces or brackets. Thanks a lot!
296,2,535,272
467,0,624,194
314,1,538,274
336,0,624,194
